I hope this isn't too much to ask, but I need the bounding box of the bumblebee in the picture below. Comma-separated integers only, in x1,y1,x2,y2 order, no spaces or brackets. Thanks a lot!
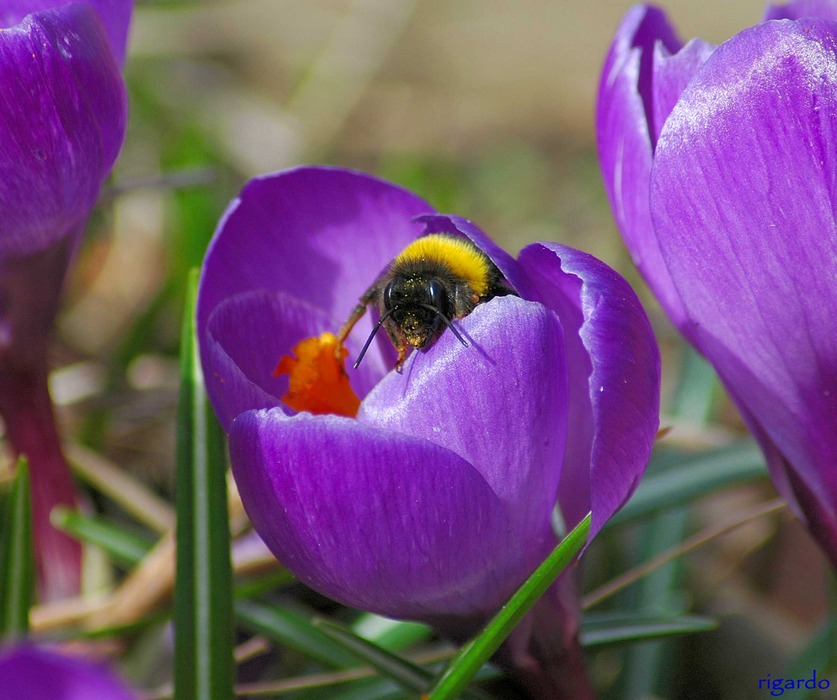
336,233,515,371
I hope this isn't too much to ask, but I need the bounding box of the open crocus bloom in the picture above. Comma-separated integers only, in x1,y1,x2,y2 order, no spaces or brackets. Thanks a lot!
598,1,837,566
0,0,130,599
0,644,135,700
198,165,660,683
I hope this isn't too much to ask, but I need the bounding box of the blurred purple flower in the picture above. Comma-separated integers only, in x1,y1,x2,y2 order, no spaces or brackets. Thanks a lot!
198,166,660,696
0,0,130,599
0,644,136,700
597,1,837,564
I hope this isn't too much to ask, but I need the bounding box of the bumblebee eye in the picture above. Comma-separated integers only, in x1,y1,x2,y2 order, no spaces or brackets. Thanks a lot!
427,278,446,310
383,280,397,311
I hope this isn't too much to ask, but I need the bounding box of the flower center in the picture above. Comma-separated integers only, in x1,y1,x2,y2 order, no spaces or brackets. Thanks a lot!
273,332,360,417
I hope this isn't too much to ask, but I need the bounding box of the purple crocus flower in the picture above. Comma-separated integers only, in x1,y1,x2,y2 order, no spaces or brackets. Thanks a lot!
0,0,130,599
197,166,660,695
0,644,136,699
597,1,837,565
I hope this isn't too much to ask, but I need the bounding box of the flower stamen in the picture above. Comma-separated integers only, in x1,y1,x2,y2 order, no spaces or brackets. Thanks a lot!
273,332,360,417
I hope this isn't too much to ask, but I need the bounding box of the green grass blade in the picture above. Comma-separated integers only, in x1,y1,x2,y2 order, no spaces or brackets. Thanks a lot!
619,345,719,698
173,268,234,700
427,513,591,699
235,598,360,669
51,508,154,569
351,614,432,651
0,459,34,639
612,349,763,529
619,506,690,696
313,619,435,692
580,612,718,648
608,441,766,526
313,619,497,700
668,345,718,422
232,570,296,599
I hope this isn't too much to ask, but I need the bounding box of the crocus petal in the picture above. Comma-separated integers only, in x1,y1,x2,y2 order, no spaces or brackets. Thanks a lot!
198,167,435,380
0,0,129,601
650,19,837,556
0,645,135,700
360,295,568,562
650,38,716,145
0,3,127,257
0,1,133,63
230,410,529,623
204,289,380,430
518,243,660,539
597,6,689,326
764,0,837,21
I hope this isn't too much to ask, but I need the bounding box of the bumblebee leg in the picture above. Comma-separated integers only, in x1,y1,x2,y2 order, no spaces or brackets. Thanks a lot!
335,303,367,348
393,342,408,373
335,283,378,352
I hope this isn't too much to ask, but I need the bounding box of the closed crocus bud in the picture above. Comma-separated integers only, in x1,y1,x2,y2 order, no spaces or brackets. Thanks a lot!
0,0,131,600
198,166,660,697
598,1,837,565
0,644,136,699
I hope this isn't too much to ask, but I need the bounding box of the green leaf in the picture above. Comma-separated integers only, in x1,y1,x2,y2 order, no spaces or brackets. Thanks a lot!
313,619,495,700
80,280,177,448
618,346,720,698
233,570,296,599
0,459,34,640
609,441,766,526
427,513,591,699
668,346,718,423
51,508,154,569
326,665,500,700
580,612,717,648
619,507,690,697
351,613,432,651
235,598,359,669
173,268,234,700
313,619,435,693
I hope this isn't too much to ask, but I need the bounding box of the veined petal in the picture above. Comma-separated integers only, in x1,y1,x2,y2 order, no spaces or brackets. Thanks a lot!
0,1,132,63
0,3,127,256
229,410,529,621
0,645,135,699
360,295,568,562
599,5,682,147
651,37,716,146
197,167,435,373
518,243,660,539
764,0,837,21
650,19,837,548
597,5,693,329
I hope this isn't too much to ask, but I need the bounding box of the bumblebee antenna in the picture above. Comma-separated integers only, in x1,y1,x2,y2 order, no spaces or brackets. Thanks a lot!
354,307,398,369
420,304,469,347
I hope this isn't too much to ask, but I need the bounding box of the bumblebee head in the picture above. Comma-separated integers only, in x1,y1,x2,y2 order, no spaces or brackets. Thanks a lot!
344,233,507,370
383,275,449,348
352,273,469,369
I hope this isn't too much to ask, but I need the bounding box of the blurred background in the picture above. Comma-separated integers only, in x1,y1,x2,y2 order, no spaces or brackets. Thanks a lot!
17,0,835,697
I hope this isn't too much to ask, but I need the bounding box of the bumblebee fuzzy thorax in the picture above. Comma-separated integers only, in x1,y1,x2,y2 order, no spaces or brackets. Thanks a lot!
336,233,514,370
392,234,494,298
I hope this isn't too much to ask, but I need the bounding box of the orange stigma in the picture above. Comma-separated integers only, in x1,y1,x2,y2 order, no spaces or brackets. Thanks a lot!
274,332,361,417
